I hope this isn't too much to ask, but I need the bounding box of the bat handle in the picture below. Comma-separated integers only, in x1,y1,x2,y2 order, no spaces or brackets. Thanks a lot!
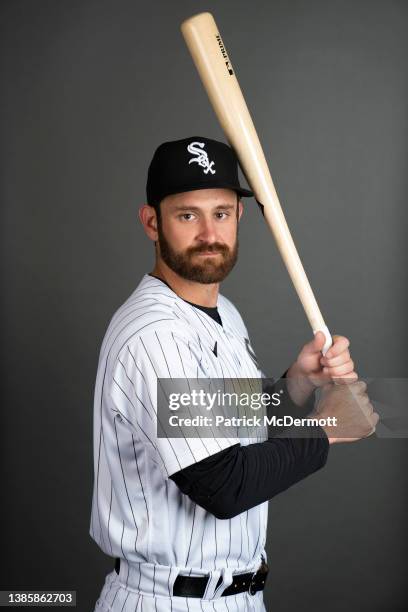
313,326,345,387
313,324,333,356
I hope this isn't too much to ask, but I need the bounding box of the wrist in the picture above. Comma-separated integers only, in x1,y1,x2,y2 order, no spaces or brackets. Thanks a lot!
285,362,316,408
286,361,316,395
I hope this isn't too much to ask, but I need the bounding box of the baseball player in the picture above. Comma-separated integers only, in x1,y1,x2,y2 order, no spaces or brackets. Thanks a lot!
90,137,377,611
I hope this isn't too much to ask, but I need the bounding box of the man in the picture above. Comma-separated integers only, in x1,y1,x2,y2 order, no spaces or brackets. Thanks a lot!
90,137,377,611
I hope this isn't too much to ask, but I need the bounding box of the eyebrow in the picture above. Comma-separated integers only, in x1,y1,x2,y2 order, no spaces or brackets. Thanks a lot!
172,204,236,212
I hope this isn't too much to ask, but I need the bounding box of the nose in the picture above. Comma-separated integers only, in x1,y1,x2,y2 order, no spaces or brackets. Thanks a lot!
196,216,218,244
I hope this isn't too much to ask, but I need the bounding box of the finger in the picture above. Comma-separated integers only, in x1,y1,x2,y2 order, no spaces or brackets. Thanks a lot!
360,398,373,415
345,371,359,383
359,394,370,405
304,331,327,354
349,380,367,394
323,362,355,377
325,336,350,359
365,413,380,437
321,373,359,388
321,351,351,367
330,372,359,385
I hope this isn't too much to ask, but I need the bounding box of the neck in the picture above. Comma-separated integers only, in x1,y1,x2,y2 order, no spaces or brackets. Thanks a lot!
151,260,219,307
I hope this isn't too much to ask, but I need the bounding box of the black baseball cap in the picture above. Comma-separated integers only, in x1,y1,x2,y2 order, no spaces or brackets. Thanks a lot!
146,136,253,207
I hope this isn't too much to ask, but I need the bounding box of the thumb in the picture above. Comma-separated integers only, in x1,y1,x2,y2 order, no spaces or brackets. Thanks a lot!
304,331,327,354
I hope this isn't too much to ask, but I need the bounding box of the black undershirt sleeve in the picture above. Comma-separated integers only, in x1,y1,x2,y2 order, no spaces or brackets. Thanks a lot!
169,373,329,520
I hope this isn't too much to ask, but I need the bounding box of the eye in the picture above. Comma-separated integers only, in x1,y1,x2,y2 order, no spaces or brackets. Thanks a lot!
215,211,230,219
179,213,195,221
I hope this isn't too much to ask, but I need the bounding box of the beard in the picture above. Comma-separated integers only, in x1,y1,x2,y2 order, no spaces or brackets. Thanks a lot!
157,221,239,284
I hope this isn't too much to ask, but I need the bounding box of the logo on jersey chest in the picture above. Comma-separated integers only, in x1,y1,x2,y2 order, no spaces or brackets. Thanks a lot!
244,338,260,368
187,141,216,175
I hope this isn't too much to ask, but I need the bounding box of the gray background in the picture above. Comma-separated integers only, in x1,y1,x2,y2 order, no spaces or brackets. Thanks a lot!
1,0,407,610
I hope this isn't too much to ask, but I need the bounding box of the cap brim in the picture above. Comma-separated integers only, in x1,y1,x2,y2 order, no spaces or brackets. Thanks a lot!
155,182,254,203
235,186,254,198
207,182,254,198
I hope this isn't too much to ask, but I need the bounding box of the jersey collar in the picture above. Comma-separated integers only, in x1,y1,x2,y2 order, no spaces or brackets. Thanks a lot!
141,273,236,337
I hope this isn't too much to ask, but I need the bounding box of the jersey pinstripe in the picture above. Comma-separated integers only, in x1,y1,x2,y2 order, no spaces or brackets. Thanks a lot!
90,274,268,611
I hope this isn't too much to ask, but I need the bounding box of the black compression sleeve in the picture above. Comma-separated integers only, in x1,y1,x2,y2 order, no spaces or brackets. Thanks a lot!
170,425,329,520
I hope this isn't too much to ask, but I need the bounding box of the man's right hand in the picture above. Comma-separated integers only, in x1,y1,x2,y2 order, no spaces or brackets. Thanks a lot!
312,381,379,444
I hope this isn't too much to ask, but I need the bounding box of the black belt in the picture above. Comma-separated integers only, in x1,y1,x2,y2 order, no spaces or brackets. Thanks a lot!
114,558,268,598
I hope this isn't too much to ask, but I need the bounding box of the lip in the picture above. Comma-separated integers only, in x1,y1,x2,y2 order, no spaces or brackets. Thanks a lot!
195,252,222,256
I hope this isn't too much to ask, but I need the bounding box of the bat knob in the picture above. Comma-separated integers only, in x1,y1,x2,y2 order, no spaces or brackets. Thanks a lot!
313,325,333,356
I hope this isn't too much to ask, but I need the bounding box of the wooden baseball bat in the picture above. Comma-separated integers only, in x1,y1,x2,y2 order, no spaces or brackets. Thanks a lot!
181,11,333,355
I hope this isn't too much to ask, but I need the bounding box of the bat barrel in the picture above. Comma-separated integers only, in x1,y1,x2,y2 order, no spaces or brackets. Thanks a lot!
181,12,332,354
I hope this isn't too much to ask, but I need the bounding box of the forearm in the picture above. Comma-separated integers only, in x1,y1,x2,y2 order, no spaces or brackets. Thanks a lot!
262,368,316,423
170,427,329,520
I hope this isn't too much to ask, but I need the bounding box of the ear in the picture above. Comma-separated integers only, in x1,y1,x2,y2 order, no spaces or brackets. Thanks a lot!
139,204,159,241
237,199,243,222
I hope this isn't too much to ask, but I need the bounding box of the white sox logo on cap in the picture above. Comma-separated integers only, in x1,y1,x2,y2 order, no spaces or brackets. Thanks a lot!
187,141,216,175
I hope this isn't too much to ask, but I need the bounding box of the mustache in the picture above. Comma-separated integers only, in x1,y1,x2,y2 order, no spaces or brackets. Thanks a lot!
187,243,230,255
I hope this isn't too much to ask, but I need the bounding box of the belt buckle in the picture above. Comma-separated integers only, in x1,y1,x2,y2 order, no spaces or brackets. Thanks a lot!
249,561,268,596
249,571,258,596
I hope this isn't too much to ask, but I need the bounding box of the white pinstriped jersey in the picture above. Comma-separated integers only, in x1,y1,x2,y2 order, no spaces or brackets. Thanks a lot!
91,274,268,611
